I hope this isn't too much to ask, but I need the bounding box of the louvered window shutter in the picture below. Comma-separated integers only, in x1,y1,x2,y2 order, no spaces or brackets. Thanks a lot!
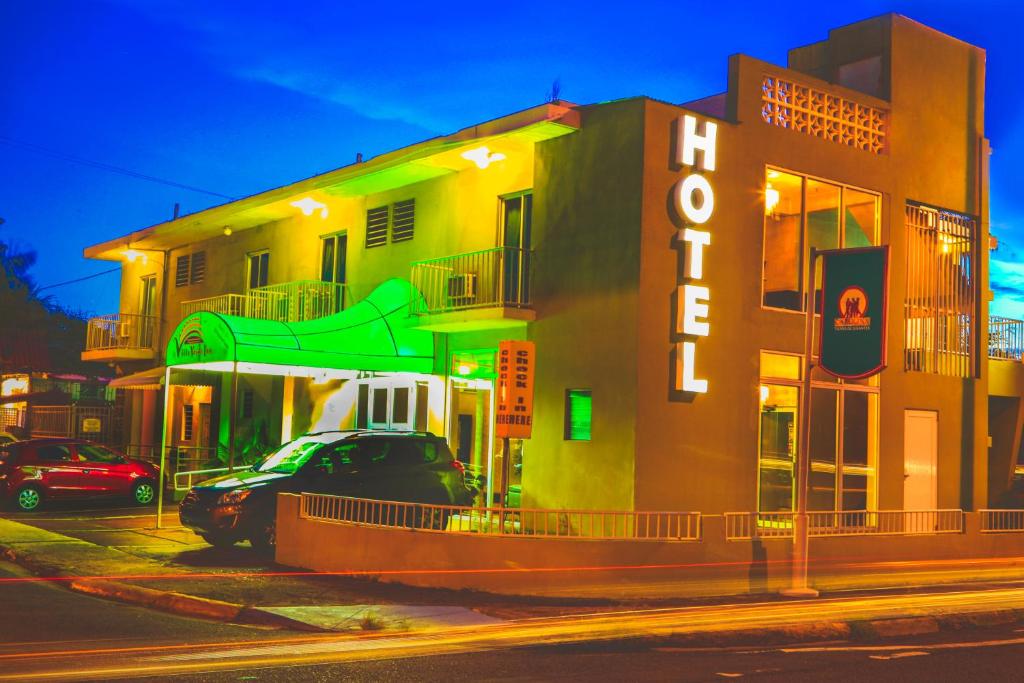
190,251,206,284
175,255,190,287
365,206,389,248
391,199,415,242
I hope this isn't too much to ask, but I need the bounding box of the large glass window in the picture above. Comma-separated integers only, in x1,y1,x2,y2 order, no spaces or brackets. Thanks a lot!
757,352,879,513
762,169,880,312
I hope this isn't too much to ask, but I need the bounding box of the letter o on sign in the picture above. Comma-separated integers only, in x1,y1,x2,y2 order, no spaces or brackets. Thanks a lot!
674,174,714,225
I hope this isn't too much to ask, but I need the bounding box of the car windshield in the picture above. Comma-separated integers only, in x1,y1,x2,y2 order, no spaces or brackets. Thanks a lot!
254,434,341,473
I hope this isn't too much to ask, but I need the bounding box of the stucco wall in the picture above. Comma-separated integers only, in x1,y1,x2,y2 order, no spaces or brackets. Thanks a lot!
276,494,1024,599
523,99,646,512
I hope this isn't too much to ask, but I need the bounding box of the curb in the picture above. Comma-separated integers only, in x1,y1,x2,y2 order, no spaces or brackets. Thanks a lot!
1,541,323,632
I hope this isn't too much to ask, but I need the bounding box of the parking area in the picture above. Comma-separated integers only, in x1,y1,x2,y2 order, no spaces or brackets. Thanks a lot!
0,501,274,569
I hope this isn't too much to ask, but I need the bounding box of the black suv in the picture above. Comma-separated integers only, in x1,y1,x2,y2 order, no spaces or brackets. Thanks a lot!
179,431,474,550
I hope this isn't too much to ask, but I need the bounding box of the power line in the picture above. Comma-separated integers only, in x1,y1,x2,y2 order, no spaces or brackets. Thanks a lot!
0,136,236,201
36,267,120,293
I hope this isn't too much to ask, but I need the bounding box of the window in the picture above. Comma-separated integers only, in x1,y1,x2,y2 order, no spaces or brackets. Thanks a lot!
36,444,71,463
564,389,592,441
904,203,976,377
321,233,348,312
320,233,347,284
77,444,121,463
241,389,254,419
365,206,389,248
757,352,879,513
247,251,270,290
762,169,879,312
182,404,194,441
501,192,533,305
174,252,207,287
365,199,415,248
391,199,415,242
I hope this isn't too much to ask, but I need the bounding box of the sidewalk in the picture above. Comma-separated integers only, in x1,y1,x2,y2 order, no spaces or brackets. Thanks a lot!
5,512,1024,645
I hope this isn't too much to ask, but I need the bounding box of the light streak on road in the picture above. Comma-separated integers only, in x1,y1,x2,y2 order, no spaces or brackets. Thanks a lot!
7,585,1024,680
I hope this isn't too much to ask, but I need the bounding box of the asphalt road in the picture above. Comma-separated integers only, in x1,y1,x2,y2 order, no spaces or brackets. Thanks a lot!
0,560,262,657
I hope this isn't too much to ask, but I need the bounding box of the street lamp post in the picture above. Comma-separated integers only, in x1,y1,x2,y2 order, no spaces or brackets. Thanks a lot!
782,248,820,598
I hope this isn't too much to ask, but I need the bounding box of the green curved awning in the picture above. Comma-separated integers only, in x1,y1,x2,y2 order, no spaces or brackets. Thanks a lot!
166,279,434,373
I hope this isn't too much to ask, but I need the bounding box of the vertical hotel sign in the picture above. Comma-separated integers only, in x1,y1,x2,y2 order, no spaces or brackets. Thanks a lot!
672,115,717,394
496,340,535,438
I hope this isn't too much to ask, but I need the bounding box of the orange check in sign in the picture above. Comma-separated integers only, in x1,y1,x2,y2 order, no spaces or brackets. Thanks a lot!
495,340,535,439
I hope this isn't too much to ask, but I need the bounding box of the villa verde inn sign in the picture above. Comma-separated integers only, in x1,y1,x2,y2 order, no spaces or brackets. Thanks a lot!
818,246,890,379
671,114,717,394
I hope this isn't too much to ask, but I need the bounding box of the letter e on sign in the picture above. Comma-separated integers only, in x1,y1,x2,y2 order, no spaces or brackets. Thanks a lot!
496,340,535,439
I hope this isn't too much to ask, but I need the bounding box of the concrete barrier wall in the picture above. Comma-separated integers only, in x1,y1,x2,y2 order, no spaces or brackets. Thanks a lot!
275,495,1024,599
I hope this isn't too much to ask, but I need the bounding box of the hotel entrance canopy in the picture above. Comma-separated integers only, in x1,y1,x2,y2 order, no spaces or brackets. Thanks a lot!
165,279,434,375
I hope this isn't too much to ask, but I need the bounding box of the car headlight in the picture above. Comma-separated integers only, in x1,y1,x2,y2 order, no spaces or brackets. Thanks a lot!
218,489,253,505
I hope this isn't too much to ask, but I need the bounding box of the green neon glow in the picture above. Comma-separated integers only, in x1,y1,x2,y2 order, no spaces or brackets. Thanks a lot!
566,389,592,441
166,279,434,373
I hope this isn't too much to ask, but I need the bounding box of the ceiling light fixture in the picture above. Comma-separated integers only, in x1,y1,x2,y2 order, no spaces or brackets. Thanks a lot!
460,146,506,169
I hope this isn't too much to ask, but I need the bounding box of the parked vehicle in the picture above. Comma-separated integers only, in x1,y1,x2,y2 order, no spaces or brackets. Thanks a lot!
0,431,18,445
179,430,475,551
0,438,160,511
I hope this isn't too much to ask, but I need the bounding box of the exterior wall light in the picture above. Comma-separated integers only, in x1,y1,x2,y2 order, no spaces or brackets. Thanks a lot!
759,384,770,403
121,249,146,264
290,197,329,219
765,184,780,216
460,146,506,169
222,226,233,236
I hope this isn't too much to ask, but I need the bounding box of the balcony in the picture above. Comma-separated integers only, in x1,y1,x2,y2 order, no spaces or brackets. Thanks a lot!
182,280,348,323
409,247,534,332
82,313,158,362
989,316,1024,361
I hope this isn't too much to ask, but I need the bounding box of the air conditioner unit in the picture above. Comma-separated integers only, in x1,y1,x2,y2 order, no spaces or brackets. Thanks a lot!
447,273,477,301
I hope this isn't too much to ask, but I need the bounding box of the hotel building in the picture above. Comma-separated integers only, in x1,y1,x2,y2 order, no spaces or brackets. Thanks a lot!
84,14,1022,517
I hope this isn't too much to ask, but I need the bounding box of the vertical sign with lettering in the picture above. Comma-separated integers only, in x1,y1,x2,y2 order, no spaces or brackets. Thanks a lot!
672,114,717,395
495,340,535,439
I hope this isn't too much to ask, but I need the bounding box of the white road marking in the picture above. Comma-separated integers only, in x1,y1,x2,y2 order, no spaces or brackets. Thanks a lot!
715,673,744,678
869,651,930,660
782,635,1024,654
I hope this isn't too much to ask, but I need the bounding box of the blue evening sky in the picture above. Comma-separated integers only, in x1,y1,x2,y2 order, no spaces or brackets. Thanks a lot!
1,1,1022,316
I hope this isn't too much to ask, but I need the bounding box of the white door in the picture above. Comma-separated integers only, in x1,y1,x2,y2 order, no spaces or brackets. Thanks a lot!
903,409,938,510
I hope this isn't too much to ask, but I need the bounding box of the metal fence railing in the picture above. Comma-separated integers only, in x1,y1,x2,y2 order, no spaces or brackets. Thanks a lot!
410,247,531,315
85,313,158,352
300,494,702,541
725,509,964,540
989,316,1024,361
980,509,1024,533
182,280,348,323
29,405,121,444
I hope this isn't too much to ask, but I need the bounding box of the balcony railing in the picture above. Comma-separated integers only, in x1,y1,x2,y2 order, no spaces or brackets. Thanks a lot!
410,247,531,315
85,313,157,352
989,316,1024,361
182,280,348,323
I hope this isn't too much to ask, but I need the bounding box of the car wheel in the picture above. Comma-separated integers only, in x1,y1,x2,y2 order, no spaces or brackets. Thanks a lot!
131,480,156,506
200,532,237,549
250,519,276,554
15,486,42,512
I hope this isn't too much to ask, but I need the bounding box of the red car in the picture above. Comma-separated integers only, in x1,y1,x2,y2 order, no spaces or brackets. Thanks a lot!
0,438,159,511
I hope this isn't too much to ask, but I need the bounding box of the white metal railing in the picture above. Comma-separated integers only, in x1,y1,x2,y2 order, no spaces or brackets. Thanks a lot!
410,247,531,315
182,280,348,323
300,494,701,541
989,316,1024,361
980,509,1024,533
175,466,231,492
725,509,964,540
85,313,157,351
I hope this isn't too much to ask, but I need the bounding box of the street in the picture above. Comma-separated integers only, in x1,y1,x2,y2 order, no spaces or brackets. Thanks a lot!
4,550,1024,683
